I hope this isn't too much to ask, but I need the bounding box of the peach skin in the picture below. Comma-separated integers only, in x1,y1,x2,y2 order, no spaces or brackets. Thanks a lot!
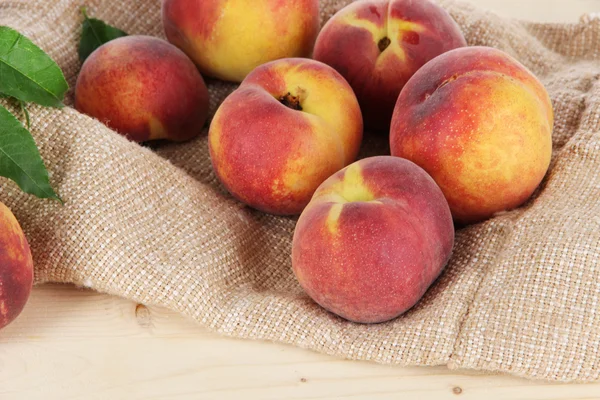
162,0,320,82
313,0,466,132
75,35,209,143
0,202,33,330
390,46,554,224
292,156,455,324
208,58,363,215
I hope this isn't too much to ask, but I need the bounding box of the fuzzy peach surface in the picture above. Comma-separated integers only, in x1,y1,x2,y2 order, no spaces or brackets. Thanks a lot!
390,46,554,224
313,0,466,132
162,0,320,82
0,202,33,330
75,36,209,143
292,156,454,324
208,58,363,215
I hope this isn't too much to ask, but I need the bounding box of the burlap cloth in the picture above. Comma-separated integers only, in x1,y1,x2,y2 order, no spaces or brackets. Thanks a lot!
1,0,599,383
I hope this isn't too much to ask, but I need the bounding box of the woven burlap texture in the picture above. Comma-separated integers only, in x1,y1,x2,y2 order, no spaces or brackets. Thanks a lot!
1,0,598,383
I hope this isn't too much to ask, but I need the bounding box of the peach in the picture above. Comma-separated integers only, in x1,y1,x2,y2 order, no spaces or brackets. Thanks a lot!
292,156,454,324
209,58,363,215
75,35,209,143
0,202,33,330
313,0,466,132
162,0,320,83
390,46,554,224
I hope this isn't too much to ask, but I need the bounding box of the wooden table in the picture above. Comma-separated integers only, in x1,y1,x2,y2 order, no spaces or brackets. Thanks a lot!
2,1,600,399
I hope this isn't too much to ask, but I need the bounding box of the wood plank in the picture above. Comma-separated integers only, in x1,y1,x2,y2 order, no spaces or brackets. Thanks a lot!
1,285,599,400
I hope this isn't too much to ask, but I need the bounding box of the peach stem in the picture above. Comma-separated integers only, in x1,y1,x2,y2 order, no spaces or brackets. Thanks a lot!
279,92,303,111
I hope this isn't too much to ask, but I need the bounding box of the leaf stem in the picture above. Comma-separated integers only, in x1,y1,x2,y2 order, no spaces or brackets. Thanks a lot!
18,100,30,129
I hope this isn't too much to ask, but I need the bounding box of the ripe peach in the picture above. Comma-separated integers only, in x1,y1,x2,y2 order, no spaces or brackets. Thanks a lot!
313,0,466,132
292,156,454,324
75,35,209,143
0,202,33,330
390,46,554,224
209,58,363,215
162,0,320,83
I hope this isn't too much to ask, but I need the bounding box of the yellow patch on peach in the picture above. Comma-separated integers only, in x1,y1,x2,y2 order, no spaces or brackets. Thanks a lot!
207,117,233,185
280,161,323,195
4,243,20,264
338,12,382,41
338,12,426,64
440,75,552,217
198,2,286,81
262,113,344,204
317,163,384,234
273,66,360,163
384,20,426,62
317,163,377,203
326,203,344,235
148,116,168,140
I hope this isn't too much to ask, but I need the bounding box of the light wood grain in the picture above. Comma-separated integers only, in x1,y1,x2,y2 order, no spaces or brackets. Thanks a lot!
1,284,599,400
2,1,600,399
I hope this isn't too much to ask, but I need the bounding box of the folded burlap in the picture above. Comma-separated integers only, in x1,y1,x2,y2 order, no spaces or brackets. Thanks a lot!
1,0,598,383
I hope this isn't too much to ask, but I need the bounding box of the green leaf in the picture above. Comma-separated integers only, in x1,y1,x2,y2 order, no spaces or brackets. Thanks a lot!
78,8,128,63
0,105,61,201
0,26,68,108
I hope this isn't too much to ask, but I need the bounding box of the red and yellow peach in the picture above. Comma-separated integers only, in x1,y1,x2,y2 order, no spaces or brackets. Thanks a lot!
75,35,209,143
162,0,320,82
390,46,554,224
313,0,466,131
292,156,454,324
0,202,33,330
208,58,363,215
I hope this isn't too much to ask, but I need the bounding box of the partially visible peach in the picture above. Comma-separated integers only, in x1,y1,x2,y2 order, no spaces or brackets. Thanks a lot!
390,46,554,224
209,58,363,215
75,35,209,143
313,0,466,132
162,0,320,82
292,156,454,324
0,202,33,330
